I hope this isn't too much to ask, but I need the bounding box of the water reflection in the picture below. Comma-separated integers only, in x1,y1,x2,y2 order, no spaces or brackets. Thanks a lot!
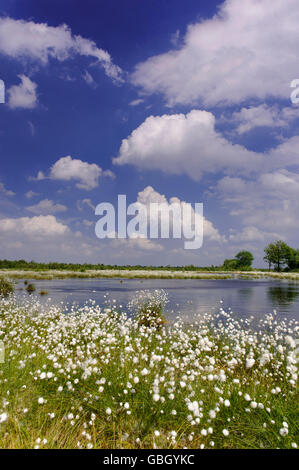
267,285,299,307
237,287,254,301
15,278,299,321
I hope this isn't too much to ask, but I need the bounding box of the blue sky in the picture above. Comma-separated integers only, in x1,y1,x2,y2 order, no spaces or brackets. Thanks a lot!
0,0,298,266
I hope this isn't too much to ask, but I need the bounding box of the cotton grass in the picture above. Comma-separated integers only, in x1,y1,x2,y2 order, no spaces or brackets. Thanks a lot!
0,294,298,449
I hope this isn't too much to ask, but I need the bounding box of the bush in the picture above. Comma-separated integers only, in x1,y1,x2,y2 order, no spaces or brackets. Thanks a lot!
128,289,168,328
0,278,14,297
39,290,48,296
222,259,239,270
26,283,36,294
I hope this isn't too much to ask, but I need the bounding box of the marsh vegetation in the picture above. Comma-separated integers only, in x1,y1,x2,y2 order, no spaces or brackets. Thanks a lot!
0,291,297,449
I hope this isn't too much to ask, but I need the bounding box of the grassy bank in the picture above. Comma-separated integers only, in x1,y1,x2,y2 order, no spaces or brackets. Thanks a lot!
0,295,298,449
1,268,299,280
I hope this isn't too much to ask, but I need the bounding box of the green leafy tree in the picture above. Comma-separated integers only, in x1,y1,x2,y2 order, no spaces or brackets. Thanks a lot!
223,259,239,270
286,248,299,271
235,251,254,268
264,240,291,272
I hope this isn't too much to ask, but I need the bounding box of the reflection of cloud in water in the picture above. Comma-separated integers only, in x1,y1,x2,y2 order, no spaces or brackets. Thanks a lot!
14,278,299,321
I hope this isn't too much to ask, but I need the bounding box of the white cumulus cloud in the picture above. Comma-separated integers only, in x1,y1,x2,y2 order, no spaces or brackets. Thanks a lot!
137,186,223,242
7,75,38,109
231,105,298,134
113,110,299,180
0,215,69,237
27,198,67,215
216,170,299,241
114,110,260,179
34,156,114,190
132,0,299,106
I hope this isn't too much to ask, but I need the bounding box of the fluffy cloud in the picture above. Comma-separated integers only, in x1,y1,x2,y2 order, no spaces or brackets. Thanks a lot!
35,156,114,190
217,170,299,205
137,186,223,243
231,105,298,134
25,190,39,199
114,110,263,179
110,236,163,252
27,198,67,215
228,226,282,243
7,75,38,109
0,215,69,237
114,110,299,180
0,215,103,262
132,0,299,106
0,16,122,82
216,170,299,240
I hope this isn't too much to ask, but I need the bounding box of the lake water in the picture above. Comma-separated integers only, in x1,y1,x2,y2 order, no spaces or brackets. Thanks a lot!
15,278,299,322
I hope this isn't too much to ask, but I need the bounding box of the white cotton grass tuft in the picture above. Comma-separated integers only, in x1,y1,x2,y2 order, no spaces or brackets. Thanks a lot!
0,412,8,423
0,292,297,449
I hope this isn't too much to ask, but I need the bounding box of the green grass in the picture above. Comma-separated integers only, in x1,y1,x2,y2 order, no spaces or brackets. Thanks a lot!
0,296,298,449
0,278,14,296
1,268,299,281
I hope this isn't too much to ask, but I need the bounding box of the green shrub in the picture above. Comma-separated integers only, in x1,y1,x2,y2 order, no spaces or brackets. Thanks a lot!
39,290,48,296
0,278,14,297
26,283,36,294
128,289,168,328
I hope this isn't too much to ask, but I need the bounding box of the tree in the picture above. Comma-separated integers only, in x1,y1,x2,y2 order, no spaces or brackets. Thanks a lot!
286,248,299,271
235,251,254,268
223,259,238,270
222,251,254,270
264,241,291,272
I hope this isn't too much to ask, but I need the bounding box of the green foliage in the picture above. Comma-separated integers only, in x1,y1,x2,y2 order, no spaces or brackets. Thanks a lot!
137,303,167,328
26,283,36,294
129,290,168,328
0,259,235,272
222,251,254,271
264,241,291,272
0,278,14,296
235,251,254,268
223,259,239,270
286,248,299,271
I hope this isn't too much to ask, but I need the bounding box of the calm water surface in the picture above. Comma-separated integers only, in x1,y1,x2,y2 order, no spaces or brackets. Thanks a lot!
16,278,299,322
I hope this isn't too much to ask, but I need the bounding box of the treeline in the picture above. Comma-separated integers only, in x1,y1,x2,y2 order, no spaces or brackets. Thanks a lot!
0,241,298,273
0,259,222,272
223,242,299,272
263,240,299,272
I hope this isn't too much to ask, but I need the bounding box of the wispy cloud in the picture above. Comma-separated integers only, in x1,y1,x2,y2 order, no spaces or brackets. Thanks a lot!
0,16,123,83
7,75,38,109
